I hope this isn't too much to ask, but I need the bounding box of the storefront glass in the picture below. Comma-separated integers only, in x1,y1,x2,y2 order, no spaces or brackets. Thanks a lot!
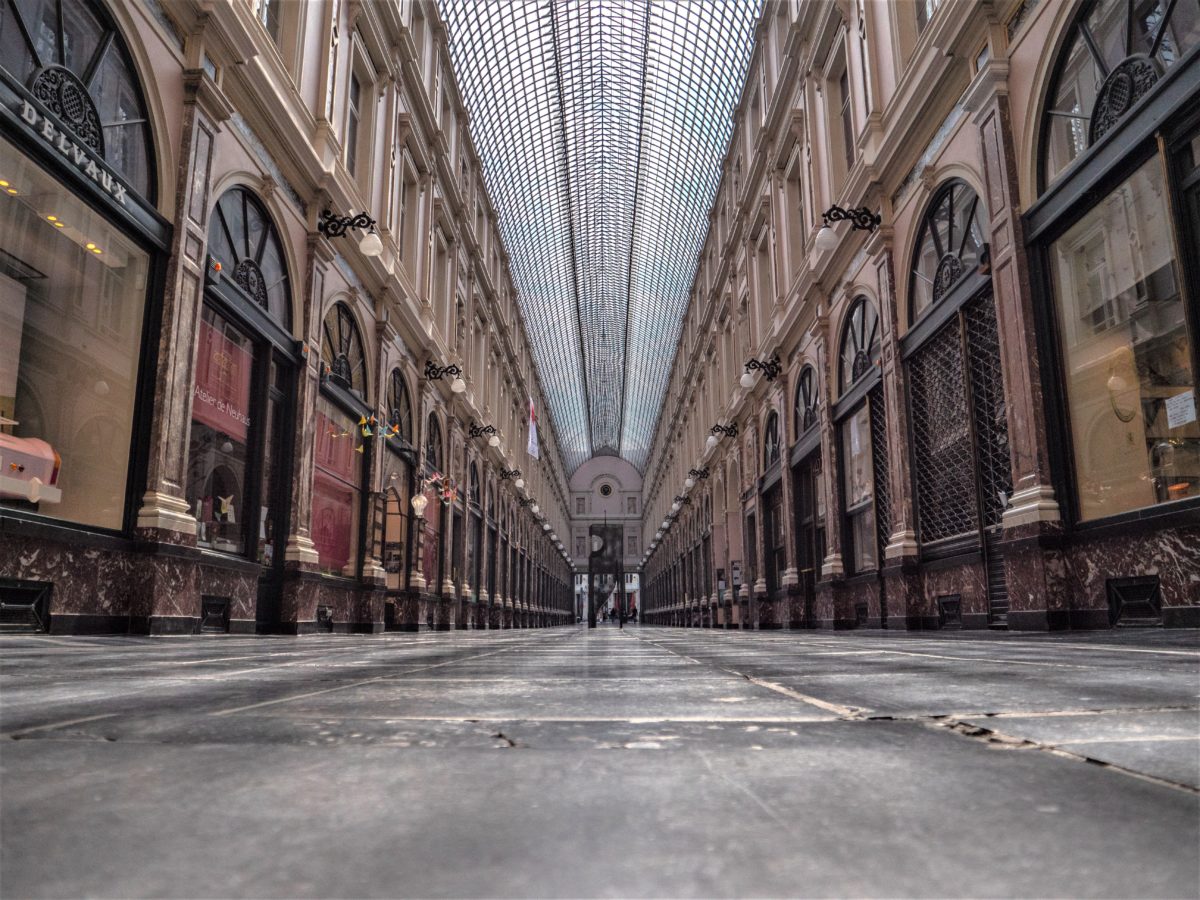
186,307,253,552
842,404,877,572
1050,157,1199,519
313,396,362,575
0,134,148,529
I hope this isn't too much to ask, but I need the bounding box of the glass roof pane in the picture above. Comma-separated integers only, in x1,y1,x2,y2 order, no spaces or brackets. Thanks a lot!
441,0,761,472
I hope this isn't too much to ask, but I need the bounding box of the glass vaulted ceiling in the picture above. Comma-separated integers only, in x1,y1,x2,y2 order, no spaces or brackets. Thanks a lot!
440,0,761,473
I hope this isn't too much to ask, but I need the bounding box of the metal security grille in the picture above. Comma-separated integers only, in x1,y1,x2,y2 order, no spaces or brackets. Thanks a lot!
964,293,1013,528
908,320,978,544
868,386,892,559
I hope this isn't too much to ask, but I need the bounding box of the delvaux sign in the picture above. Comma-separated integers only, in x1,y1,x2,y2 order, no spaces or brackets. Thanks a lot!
19,100,129,206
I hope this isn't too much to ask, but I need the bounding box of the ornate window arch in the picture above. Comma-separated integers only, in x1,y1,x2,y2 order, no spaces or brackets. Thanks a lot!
321,302,367,398
1040,0,1198,189
909,180,989,323
839,297,881,394
763,411,781,468
209,187,292,327
469,463,480,506
426,413,443,472
794,365,817,435
0,0,155,199
386,368,412,443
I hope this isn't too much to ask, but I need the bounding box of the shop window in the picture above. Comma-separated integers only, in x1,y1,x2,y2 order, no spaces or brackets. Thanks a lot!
313,395,361,575
1049,158,1198,519
1040,0,1199,188
186,307,253,552
795,365,817,435
0,0,154,200
841,404,876,572
0,134,149,529
905,181,1011,553
313,303,368,576
208,187,292,327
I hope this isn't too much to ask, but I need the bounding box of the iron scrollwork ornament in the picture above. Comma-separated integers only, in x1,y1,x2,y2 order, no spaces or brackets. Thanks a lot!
234,258,270,310
744,355,782,381
932,254,964,304
822,205,881,232
30,66,104,156
317,209,377,238
711,423,739,438
425,360,462,381
1090,55,1160,145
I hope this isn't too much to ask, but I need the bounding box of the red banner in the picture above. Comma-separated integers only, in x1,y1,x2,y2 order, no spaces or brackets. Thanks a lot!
192,318,252,442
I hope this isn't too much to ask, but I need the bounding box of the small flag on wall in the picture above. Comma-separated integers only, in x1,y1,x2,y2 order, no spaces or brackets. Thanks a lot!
527,395,539,459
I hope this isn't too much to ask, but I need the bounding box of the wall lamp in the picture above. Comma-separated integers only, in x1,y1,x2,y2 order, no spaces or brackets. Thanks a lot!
318,209,383,257
425,361,466,393
518,497,535,508
499,468,521,480
815,204,881,253
741,354,781,388
684,468,710,489
469,422,501,447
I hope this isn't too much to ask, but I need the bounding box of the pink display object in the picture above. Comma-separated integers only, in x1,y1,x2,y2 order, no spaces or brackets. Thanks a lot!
0,433,63,504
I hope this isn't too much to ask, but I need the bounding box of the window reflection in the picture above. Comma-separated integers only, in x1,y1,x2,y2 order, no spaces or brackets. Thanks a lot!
1050,157,1199,519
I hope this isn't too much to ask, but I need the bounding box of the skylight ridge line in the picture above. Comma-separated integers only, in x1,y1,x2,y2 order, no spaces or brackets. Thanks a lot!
616,0,653,467
549,0,595,466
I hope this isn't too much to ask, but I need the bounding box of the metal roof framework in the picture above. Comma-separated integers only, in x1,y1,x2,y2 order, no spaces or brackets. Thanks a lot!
441,0,761,472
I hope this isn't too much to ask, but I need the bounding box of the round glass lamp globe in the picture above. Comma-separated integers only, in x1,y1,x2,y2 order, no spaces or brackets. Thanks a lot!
487,434,500,447
706,434,718,450
450,376,467,393
411,493,428,517
514,477,524,489
684,477,695,489
359,230,383,257
740,371,756,389
815,224,838,253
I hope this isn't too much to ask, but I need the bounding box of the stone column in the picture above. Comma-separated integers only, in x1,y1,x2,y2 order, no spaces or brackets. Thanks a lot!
814,305,847,628
967,62,1066,630
871,240,925,630
131,71,233,633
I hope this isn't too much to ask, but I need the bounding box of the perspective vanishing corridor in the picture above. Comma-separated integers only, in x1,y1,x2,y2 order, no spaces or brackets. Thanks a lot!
1,0,1199,895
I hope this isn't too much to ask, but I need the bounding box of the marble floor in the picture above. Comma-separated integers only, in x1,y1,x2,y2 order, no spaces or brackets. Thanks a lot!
1,625,1197,898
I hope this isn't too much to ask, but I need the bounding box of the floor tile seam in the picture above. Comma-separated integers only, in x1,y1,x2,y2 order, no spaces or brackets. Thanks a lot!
206,642,540,717
643,630,1200,657
631,633,864,717
925,717,1200,796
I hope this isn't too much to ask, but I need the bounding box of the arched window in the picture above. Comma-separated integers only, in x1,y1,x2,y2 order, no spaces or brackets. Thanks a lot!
795,365,817,434
426,414,443,473
909,180,988,323
386,368,412,443
469,464,480,506
906,180,1012,558
763,411,781,468
209,187,291,327
839,297,881,394
836,298,888,577
0,0,154,199
1041,0,1199,188
321,302,366,398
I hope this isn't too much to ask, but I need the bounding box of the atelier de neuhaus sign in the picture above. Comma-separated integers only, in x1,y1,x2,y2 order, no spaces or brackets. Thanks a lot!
19,100,129,205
